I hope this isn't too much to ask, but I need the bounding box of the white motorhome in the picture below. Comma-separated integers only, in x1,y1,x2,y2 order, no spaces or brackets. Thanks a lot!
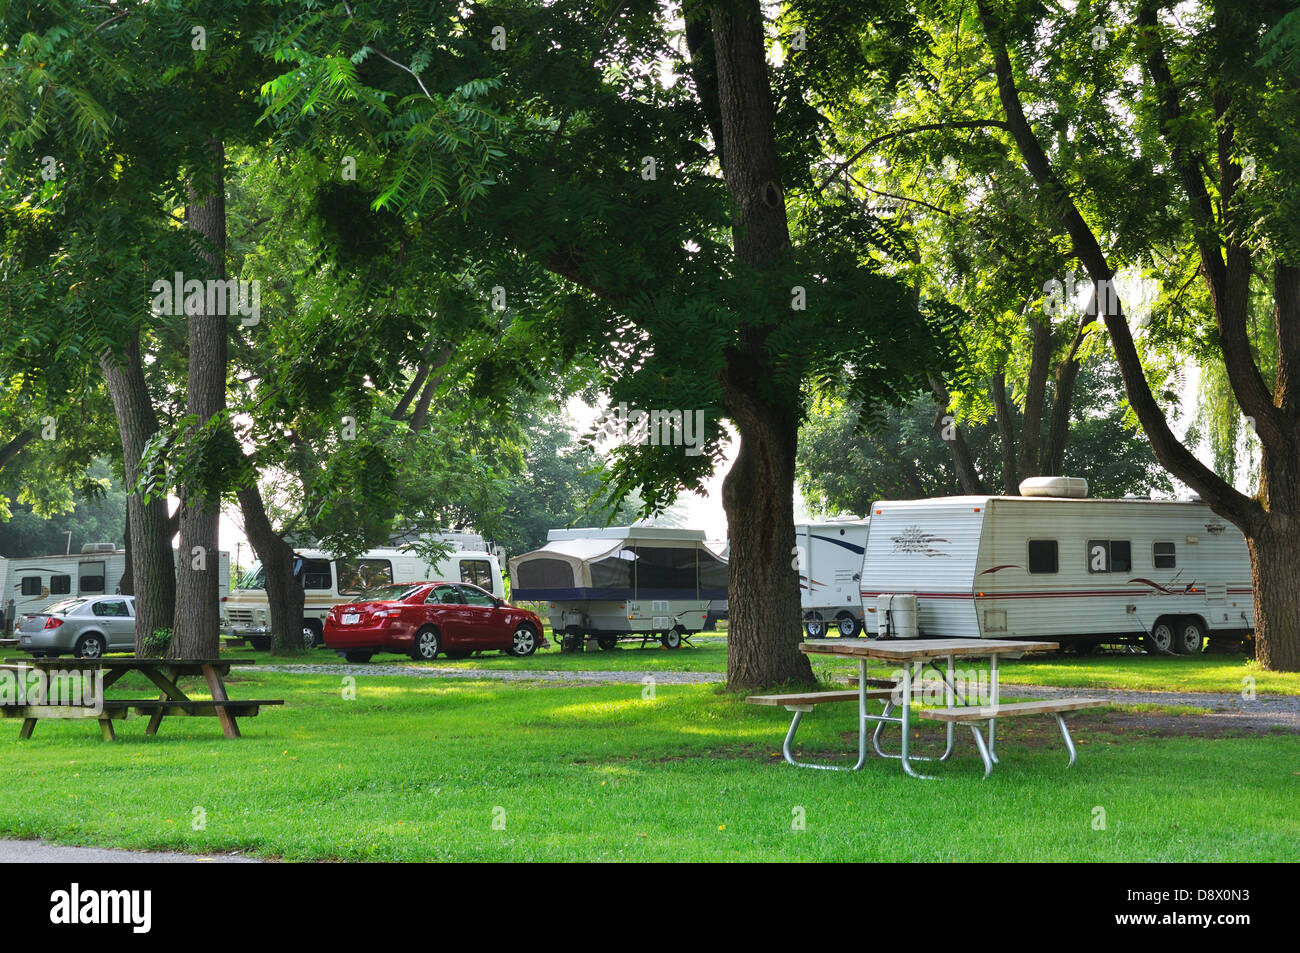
509,526,728,649
796,517,870,637
222,538,503,649
859,478,1254,653
0,544,231,626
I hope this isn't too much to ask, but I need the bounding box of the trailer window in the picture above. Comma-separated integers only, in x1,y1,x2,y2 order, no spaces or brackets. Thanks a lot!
20,576,42,596
1027,540,1058,574
1153,542,1176,569
336,559,393,596
299,559,332,590
79,561,106,594
1088,540,1131,573
515,558,576,590
459,559,494,591
49,575,72,595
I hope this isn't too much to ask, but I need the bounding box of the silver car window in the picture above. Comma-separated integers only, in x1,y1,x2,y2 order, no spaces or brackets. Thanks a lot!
45,598,90,615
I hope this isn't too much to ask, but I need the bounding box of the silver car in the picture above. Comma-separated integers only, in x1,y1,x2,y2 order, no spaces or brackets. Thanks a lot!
15,595,137,658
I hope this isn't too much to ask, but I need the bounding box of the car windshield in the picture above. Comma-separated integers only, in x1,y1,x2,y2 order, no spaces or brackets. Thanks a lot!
44,598,89,615
237,561,266,590
360,583,424,602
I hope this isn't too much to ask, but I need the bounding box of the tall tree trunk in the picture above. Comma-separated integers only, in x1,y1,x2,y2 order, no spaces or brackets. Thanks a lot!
172,143,228,659
710,0,814,690
1017,317,1052,479
991,372,1020,493
237,483,304,653
1043,314,1089,475
119,513,133,596
100,333,174,652
929,375,986,493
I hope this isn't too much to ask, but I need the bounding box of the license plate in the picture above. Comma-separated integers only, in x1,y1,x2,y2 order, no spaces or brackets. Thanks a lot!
342,613,360,625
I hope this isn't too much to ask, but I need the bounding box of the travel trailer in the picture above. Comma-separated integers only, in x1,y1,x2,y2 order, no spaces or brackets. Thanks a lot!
796,517,870,637
0,544,231,630
859,478,1254,653
509,526,728,649
222,538,504,650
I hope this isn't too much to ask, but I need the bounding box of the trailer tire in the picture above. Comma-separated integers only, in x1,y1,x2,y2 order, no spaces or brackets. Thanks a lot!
835,613,860,638
803,613,825,638
1174,617,1206,655
1144,617,1176,655
661,628,683,650
597,635,618,650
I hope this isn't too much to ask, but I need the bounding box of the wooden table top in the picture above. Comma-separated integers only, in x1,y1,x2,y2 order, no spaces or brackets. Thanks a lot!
2,657,246,670
800,637,1059,661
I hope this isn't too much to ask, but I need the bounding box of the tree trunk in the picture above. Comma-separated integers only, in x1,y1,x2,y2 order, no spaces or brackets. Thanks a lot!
119,513,133,596
172,143,229,659
991,372,1020,493
100,334,175,653
929,375,986,494
1248,521,1300,671
710,0,814,690
237,483,305,654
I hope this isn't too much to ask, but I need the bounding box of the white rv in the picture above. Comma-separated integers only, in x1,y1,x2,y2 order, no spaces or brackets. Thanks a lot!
509,526,728,649
859,478,1254,653
796,517,870,637
0,544,231,628
222,538,504,650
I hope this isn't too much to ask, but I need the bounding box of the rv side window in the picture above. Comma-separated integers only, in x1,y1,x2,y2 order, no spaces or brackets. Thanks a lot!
1027,540,1058,574
1153,542,1176,569
79,561,106,594
20,576,42,596
49,575,72,595
459,559,494,591
301,559,332,590
1087,540,1132,573
336,559,394,596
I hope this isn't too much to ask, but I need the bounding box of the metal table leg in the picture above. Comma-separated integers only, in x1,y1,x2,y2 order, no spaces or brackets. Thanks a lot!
987,654,1000,764
779,659,870,771
899,660,937,779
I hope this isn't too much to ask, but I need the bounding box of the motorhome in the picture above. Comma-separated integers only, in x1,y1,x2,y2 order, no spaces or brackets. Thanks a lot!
509,526,728,649
0,544,231,629
859,478,1254,653
222,538,503,649
796,517,870,637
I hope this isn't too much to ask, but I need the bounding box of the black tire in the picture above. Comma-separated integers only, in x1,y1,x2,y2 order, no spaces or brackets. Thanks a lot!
835,614,860,638
250,636,272,652
1174,617,1206,655
411,626,440,661
1072,638,1103,656
661,628,683,650
803,614,825,638
443,650,472,660
510,624,539,657
302,619,323,650
74,632,106,659
1144,617,1176,655
597,635,618,650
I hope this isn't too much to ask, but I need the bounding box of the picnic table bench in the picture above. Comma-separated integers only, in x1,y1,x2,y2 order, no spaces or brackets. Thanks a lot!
0,657,281,741
746,638,1106,778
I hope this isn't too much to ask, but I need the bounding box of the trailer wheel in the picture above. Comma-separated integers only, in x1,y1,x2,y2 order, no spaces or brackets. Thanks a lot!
1174,617,1206,655
661,628,683,650
1144,617,1176,655
597,635,618,650
835,613,859,638
803,613,825,638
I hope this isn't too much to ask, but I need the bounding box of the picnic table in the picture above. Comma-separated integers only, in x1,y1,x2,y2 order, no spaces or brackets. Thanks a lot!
747,638,1105,778
0,657,281,741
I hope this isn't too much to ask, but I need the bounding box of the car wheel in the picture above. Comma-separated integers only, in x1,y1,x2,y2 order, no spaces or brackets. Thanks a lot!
836,614,859,638
74,633,106,659
411,627,441,661
598,635,618,650
1175,617,1206,655
302,619,323,650
661,628,683,650
1144,617,1176,655
509,624,539,657
803,614,825,638
344,650,374,664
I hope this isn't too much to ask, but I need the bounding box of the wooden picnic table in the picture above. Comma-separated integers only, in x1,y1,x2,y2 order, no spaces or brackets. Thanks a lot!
746,637,1102,779
0,656,281,741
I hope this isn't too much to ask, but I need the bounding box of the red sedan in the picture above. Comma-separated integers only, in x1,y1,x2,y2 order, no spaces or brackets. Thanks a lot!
323,582,547,663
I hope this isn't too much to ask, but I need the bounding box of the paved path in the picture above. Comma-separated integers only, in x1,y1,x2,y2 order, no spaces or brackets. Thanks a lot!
0,839,259,863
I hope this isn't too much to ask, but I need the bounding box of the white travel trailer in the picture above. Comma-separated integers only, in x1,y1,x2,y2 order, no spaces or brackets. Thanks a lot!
0,544,231,627
859,478,1254,653
509,526,728,649
796,517,870,637
222,538,503,650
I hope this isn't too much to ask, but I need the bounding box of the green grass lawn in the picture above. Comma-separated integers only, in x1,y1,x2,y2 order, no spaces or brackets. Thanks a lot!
233,635,1300,697
2,668,1296,861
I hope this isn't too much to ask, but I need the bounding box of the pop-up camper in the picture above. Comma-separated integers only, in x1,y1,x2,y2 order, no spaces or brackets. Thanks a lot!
509,526,728,649
859,478,1254,653
796,517,870,637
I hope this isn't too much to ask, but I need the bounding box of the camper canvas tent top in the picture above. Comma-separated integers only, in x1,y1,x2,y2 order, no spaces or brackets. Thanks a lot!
796,517,870,637
859,483,1254,654
509,526,728,649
